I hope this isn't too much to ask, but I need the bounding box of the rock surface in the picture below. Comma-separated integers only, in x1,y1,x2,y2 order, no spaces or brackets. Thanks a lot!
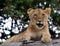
0,39,60,46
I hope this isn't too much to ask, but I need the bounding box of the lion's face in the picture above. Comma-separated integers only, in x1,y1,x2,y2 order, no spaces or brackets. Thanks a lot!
27,8,51,29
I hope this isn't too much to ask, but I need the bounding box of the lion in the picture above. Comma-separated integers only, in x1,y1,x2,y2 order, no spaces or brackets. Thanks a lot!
3,8,52,44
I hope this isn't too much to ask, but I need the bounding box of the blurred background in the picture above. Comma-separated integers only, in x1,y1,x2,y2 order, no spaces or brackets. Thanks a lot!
0,0,60,44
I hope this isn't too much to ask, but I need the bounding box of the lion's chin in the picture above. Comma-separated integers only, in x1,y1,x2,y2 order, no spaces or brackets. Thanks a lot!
36,26,44,30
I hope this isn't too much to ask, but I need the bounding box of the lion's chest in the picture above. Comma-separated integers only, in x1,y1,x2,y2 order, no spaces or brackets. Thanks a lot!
30,32,42,41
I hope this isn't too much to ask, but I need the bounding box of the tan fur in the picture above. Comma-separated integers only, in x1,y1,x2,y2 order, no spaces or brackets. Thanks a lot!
3,8,52,44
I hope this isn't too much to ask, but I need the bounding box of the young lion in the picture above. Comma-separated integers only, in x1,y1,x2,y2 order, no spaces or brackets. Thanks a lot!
3,8,51,44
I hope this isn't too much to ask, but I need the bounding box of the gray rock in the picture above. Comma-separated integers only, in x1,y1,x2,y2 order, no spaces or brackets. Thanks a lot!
0,39,60,46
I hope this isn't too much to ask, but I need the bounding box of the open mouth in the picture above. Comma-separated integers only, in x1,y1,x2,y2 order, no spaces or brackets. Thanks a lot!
36,23,43,27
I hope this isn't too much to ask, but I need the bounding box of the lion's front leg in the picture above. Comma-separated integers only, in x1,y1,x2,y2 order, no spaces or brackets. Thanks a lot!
41,31,52,43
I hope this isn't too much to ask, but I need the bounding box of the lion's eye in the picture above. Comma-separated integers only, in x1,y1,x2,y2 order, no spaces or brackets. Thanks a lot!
42,14,45,16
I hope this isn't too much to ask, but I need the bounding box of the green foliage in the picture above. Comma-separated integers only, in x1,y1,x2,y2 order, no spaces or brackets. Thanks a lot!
0,0,60,25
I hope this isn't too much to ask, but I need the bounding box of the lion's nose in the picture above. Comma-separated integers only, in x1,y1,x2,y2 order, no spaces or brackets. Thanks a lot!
38,21,42,23
37,21,43,24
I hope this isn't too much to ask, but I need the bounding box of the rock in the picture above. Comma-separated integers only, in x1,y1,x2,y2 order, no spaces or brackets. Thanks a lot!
0,39,60,46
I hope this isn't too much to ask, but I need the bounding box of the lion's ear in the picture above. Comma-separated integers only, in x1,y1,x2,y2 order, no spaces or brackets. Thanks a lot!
44,8,51,15
27,8,34,15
